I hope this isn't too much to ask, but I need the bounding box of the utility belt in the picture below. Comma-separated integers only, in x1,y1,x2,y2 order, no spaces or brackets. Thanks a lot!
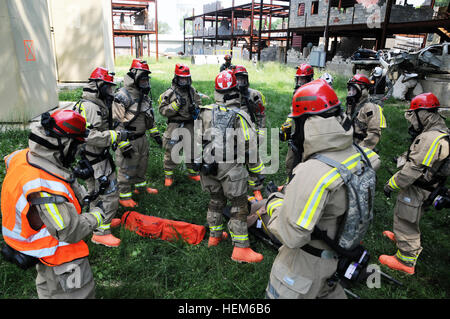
124,126,146,140
301,243,337,260
83,148,116,171
311,227,370,283
1,243,40,270
413,178,440,192
128,132,146,141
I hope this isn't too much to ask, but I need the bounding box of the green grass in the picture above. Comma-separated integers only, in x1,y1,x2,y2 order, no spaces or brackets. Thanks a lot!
0,57,449,299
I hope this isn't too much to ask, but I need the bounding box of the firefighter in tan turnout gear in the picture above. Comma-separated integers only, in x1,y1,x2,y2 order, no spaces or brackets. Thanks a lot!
1,110,107,299
195,70,265,263
113,59,162,208
281,63,315,180
345,74,387,150
381,93,449,275
233,65,267,200
75,67,126,247
158,63,202,187
264,80,380,299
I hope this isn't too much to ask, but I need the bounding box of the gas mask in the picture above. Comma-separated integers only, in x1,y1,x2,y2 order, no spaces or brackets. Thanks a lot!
130,69,151,95
295,76,311,90
236,74,249,92
175,76,192,90
346,85,361,107
98,82,115,105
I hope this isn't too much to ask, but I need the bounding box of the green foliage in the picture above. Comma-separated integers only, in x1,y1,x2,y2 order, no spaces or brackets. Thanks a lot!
2,57,450,299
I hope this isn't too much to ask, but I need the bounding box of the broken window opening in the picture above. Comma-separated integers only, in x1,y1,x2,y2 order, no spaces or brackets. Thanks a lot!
298,3,305,16
311,1,319,15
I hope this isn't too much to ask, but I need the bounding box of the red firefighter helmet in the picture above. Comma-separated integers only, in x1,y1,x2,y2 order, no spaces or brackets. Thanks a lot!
347,74,371,88
175,63,191,77
130,59,151,73
89,67,115,84
409,93,440,111
224,54,232,61
289,79,341,118
48,109,87,142
296,64,314,77
215,70,237,91
233,65,248,76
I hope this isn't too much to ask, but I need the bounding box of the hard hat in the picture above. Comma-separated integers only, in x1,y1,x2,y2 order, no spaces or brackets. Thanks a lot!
320,73,334,86
215,70,237,91
409,93,440,111
373,67,383,77
130,59,151,73
47,110,87,142
289,79,341,118
296,63,314,77
233,65,248,76
89,67,116,84
175,63,191,77
347,74,371,88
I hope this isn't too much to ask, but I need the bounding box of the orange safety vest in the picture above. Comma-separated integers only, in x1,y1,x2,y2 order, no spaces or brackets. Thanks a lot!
1,149,89,267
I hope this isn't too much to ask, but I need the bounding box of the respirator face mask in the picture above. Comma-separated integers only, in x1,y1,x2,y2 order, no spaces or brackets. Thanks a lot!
236,75,249,91
346,85,361,106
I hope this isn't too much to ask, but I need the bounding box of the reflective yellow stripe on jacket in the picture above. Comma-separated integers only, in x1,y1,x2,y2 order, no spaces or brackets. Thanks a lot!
388,175,400,190
237,114,250,141
378,105,387,128
267,198,284,217
296,148,375,229
41,192,65,230
78,103,91,127
422,133,448,167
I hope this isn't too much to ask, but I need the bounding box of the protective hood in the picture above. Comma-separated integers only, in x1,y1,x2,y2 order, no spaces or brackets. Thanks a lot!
347,84,369,115
123,72,144,98
302,115,354,161
82,81,108,108
405,109,448,133
214,90,241,108
27,123,75,181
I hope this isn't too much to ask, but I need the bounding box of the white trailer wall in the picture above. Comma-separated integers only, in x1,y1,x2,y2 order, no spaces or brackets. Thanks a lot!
49,0,115,83
0,0,58,122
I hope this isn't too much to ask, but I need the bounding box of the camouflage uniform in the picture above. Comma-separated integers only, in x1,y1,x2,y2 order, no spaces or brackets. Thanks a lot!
158,84,202,179
112,73,161,201
265,115,380,299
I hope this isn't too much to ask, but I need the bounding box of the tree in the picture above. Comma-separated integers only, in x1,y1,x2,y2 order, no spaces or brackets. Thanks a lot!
158,21,171,34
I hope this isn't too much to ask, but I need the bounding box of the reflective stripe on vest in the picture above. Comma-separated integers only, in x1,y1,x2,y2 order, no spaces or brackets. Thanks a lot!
1,149,88,266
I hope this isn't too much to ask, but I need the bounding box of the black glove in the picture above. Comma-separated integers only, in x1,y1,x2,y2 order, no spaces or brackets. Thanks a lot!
118,130,130,142
265,181,279,196
384,184,393,198
73,159,94,180
121,143,134,158
153,135,163,147
253,174,266,187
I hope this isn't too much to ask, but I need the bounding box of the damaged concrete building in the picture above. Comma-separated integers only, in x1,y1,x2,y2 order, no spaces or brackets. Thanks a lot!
184,1,449,64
